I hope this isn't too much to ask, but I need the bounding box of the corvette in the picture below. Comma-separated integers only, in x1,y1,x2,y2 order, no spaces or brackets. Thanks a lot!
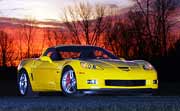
17,45,158,96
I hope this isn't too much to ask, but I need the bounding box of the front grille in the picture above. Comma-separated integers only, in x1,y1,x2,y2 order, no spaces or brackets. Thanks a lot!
105,80,145,86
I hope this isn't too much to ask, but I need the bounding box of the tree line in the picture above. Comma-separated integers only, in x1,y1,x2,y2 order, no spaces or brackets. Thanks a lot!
0,0,179,67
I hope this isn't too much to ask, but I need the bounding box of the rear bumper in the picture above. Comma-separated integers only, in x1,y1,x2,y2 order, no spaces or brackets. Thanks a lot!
79,88,157,95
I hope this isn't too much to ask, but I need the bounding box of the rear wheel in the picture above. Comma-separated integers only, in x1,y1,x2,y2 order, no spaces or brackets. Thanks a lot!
61,67,84,96
17,70,38,97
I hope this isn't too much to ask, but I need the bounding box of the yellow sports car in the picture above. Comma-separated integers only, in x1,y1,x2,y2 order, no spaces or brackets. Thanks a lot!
17,45,158,96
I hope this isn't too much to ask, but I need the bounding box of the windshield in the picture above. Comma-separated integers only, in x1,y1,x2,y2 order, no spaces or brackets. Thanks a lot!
44,46,118,60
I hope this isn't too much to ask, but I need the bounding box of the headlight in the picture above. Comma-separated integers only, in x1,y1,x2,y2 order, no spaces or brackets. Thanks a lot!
143,63,154,70
80,62,103,70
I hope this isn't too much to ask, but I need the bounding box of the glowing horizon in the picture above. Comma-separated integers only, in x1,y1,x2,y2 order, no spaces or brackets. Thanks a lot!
0,0,133,22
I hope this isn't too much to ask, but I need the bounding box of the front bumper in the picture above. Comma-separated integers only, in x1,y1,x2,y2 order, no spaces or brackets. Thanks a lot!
79,88,157,95
76,67,158,90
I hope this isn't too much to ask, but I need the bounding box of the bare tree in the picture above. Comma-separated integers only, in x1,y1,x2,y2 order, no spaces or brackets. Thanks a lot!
45,28,67,46
16,28,24,60
132,0,178,56
104,17,122,56
22,18,37,58
53,30,67,45
120,22,133,58
104,15,133,58
127,10,148,58
63,2,106,45
0,31,14,67
153,0,178,55
44,28,53,46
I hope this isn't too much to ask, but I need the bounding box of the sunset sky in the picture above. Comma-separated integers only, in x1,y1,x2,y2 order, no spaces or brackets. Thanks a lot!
0,0,133,22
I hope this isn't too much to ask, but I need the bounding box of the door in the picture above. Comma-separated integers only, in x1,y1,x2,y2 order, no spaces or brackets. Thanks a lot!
32,59,59,90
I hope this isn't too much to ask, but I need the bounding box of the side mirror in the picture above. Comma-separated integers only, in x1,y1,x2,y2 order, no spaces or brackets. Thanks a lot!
40,56,52,63
119,57,125,60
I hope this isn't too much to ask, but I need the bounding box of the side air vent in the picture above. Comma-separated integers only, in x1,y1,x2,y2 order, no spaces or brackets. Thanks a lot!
118,67,130,71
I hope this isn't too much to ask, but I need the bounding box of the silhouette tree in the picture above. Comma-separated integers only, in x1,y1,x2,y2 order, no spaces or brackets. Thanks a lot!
44,28,67,46
127,10,148,59
0,31,14,67
16,28,24,60
104,16,132,58
174,39,180,57
22,18,37,58
104,17,122,56
132,0,178,57
153,0,178,56
63,2,106,45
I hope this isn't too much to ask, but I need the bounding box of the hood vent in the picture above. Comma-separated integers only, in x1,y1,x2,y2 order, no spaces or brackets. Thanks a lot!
118,67,130,71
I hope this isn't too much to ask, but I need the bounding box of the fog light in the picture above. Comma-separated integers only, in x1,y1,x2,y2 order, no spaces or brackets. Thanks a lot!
87,80,97,84
153,80,158,84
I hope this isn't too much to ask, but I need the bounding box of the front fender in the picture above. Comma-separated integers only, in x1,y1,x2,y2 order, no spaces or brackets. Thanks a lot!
17,59,38,91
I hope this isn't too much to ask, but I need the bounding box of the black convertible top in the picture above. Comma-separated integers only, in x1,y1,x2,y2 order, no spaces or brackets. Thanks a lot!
43,45,118,59
56,45,102,52
44,45,101,54
55,45,100,49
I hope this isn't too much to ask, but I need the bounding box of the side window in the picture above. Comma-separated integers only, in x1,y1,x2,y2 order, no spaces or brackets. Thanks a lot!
46,51,53,57
94,50,109,59
60,51,80,59
47,51,62,61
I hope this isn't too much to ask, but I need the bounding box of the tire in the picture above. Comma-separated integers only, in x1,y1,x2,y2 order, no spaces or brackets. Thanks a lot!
61,67,84,96
17,70,38,97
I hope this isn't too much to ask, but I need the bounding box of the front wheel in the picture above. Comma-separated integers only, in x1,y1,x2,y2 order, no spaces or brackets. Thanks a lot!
61,68,84,96
17,70,38,97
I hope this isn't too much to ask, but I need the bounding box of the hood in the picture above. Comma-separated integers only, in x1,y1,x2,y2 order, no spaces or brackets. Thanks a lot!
84,59,140,69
